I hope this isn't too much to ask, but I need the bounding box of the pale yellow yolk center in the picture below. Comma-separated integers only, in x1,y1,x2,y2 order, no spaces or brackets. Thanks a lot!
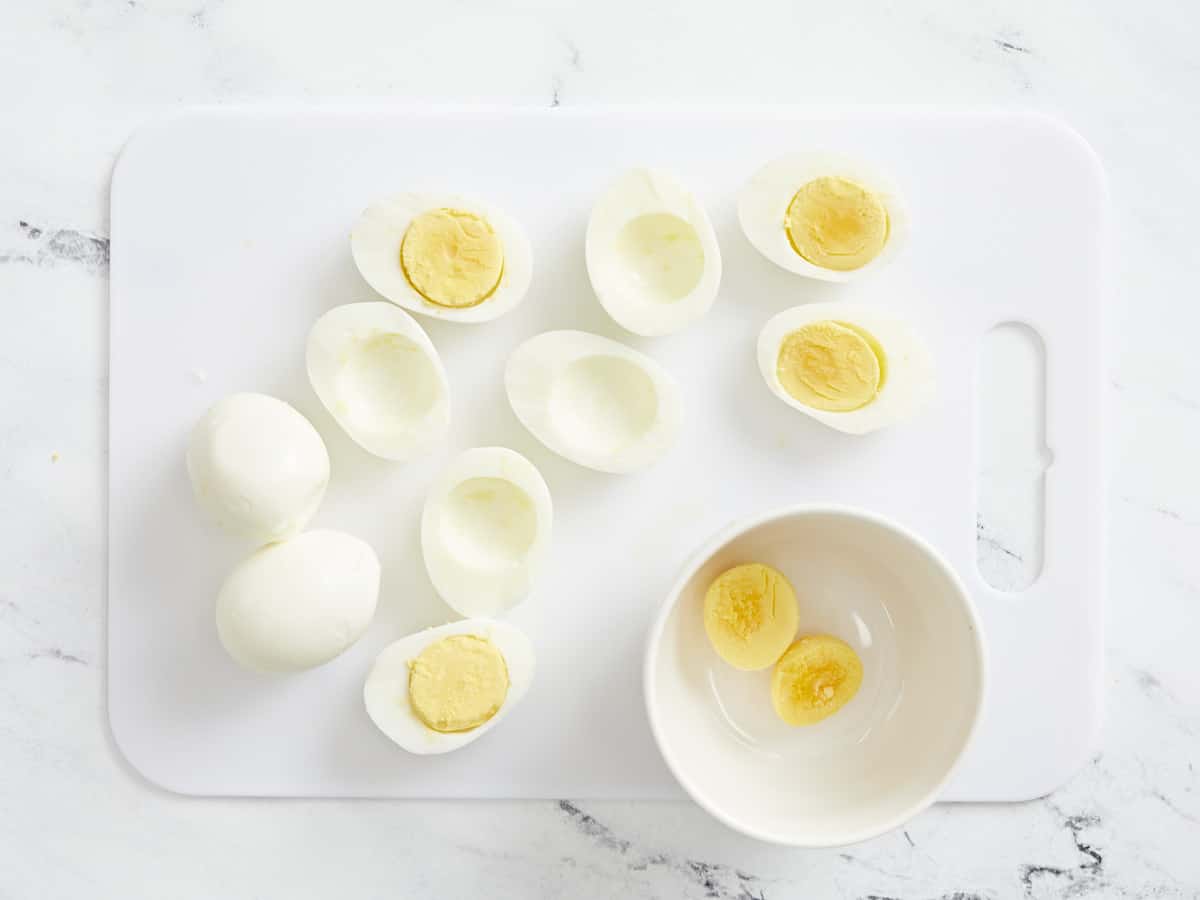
784,176,889,271
702,563,800,671
770,634,864,726
400,208,504,309
712,567,771,640
777,321,887,412
408,635,509,733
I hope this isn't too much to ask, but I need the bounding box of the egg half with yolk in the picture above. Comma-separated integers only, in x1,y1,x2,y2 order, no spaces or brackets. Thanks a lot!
739,153,907,282
363,619,535,755
351,193,533,323
757,302,935,434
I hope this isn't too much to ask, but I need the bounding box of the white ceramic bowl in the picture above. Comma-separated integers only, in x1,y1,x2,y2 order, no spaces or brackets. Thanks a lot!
644,505,986,847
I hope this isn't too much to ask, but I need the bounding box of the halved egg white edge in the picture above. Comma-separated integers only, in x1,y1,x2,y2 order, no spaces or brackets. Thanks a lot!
306,301,451,461
504,329,684,474
737,153,909,283
585,168,723,337
421,446,553,618
350,192,534,324
363,618,536,755
756,302,936,435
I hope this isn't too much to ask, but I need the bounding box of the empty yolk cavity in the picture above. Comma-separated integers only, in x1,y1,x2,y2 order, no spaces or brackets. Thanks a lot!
784,176,889,271
777,320,886,412
703,563,799,671
408,634,509,733
771,634,863,726
400,208,504,309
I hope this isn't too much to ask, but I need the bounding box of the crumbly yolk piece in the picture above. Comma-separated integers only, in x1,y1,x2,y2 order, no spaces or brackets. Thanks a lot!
703,563,799,671
400,208,504,309
771,634,863,726
408,635,509,733
784,176,889,271
777,321,887,412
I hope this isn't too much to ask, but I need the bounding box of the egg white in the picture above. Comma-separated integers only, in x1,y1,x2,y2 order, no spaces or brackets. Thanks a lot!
586,168,722,336
738,153,908,283
505,330,683,474
757,302,936,434
187,392,329,544
363,619,535,755
351,192,533,324
216,529,381,673
306,301,451,461
422,447,553,617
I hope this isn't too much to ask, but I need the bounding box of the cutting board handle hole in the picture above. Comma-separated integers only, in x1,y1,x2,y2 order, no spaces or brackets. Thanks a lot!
975,322,1050,593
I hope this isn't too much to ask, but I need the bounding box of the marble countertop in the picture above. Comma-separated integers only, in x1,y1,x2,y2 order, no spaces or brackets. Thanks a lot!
1,1,1197,897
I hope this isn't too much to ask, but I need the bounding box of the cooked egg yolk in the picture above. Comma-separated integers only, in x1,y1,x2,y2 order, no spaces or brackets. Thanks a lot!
777,321,887,412
771,634,863,726
784,176,889,271
408,634,509,733
400,208,504,309
703,563,799,671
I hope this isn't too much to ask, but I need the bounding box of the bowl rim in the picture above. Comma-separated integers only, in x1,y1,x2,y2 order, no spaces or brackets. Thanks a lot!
642,502,989,848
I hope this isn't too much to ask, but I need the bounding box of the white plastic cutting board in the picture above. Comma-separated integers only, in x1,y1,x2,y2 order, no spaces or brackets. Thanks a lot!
109,108,1106,800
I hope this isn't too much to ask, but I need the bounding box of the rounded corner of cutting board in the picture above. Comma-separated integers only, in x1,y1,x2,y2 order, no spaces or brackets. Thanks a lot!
107,688,207,798
1002,732,1104,803
112,108,223,202
1004,112,1109,203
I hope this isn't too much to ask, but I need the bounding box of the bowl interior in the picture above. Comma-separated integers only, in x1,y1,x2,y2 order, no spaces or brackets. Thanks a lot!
647,508,984,846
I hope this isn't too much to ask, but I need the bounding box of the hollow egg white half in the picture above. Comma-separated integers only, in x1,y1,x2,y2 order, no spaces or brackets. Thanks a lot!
364,619,535,755
216,529,380,673
757,302,935,434
739,153,908,282
505,330,683,474
187,392,329,544
351,192,533,324
586,168,722,336
422,447,552,617
306,302,450,461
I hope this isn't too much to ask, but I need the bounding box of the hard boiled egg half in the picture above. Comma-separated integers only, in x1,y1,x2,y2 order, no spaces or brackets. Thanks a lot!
506,330,683,473
216,529,380,673
739,153,907,282
351,193,533,323
187,392,329,544
422,447,552,617
586,168,721,336
306,302,450,461
364,619,535,755
758,303,935,434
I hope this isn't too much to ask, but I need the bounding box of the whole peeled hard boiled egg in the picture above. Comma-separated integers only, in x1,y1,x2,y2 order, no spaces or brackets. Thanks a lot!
364,619,535,755
216,529,380,673
586,168,722,336
758,302,935,434
351,193,533,323
187,392,329,544
505,330,683,474
422,447,552,617
306,302,451,461
739,154,907,282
